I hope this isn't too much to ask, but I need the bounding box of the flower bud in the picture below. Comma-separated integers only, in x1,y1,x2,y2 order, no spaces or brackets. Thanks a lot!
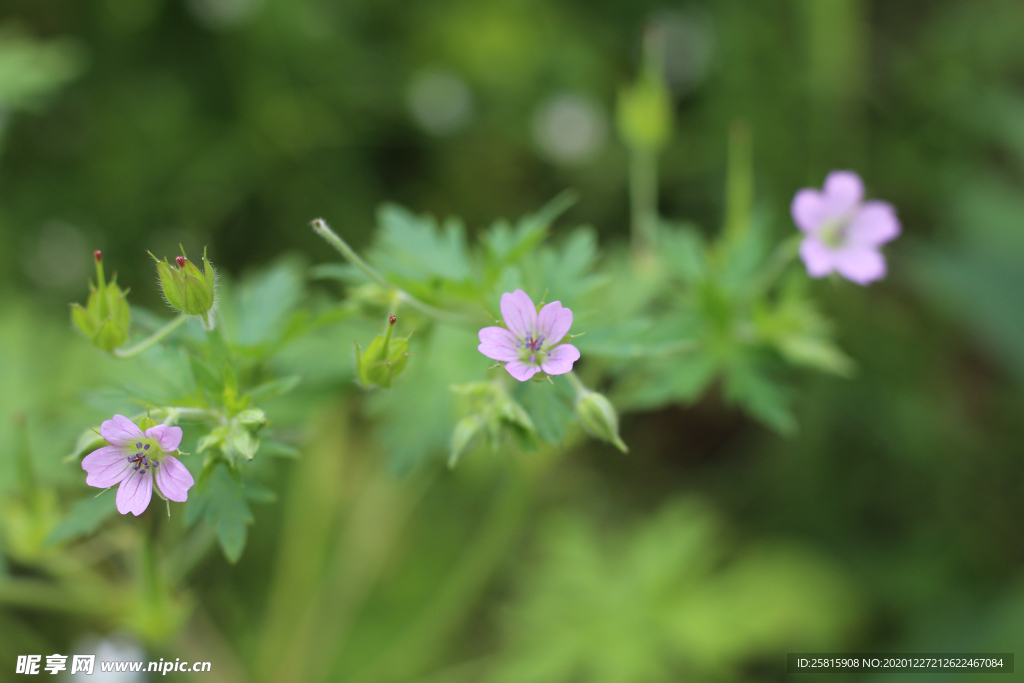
70,250,131,353
576,390,628,453
355,315,410,389
616,30,672,152
151,246,217,327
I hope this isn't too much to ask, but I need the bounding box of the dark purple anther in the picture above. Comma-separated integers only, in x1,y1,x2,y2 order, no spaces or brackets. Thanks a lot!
144,444,150,450
136,443,142,449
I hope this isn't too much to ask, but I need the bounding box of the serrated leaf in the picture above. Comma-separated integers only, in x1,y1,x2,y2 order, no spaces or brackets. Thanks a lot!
373,204,471,282
45,494,118,545
188,464,253,563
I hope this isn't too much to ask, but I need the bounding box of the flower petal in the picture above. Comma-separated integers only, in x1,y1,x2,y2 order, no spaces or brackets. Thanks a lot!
146,424,183,452
847,201,900,247
822,170,864,216
478,326,520,362
791,189,826,233
155,454,195,503
500,290,537,338
799,237,836,278
834,247,886,285
541,344,580,376
504,360,540,382
536,301,573,345
100,414,143,447
116,469,153,516
82,445,133,488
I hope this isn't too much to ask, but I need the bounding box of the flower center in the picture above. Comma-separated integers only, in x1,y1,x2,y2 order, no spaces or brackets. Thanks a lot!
819,217,849,248
126,438,163,473
517,334,548,366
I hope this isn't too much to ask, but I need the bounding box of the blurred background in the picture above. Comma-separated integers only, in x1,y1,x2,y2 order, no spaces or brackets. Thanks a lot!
2,0,1024,681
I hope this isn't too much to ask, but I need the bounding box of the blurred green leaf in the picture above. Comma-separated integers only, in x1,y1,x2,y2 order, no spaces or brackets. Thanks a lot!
44,493,117,546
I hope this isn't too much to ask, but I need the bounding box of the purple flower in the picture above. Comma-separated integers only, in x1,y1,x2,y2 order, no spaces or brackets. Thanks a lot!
81,414,195,516
478,289,581,381
791,171,901,285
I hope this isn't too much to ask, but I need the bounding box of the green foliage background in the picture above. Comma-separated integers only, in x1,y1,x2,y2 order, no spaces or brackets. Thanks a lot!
2,0,1024,681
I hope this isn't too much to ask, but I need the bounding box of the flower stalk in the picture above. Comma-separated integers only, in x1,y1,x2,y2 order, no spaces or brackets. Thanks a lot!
312,219,475,327
114,314,189,359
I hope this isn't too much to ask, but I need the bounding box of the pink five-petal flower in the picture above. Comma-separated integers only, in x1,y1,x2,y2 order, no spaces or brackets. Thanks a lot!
478,290,580,381
790,170,901,285
82,414,194,516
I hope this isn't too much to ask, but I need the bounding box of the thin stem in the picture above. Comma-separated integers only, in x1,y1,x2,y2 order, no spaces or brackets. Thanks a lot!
748,234,802,299
565,370,589,398
114,315,189,358
311,219,475,327
629,147,659,260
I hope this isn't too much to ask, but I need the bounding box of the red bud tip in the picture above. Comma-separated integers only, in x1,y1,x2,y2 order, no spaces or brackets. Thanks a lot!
389,314,397,325
94,250,102,262
175,256,186,268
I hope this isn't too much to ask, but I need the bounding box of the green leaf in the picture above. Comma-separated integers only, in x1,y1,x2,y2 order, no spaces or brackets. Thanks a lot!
372,204,471,283
234,258,307,347
188,464,254,563
64,427,105,463
190,356,223,394
517,377,574,445
45,493,118,545
259,439,300,458
724,360,797,435
247,375,302,403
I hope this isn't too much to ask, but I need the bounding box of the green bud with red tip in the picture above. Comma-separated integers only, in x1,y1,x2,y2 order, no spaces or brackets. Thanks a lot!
150,245,217,328
70,250,131,352
355,314,411,389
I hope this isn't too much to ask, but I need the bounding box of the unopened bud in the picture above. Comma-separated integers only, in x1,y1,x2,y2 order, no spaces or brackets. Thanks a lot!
576,391,628,453
616,29,672,153
355,316,410,389
151,246,217,328
71,250,131,353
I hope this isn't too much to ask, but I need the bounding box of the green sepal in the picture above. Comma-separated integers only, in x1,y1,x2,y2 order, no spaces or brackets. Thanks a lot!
150,247,217,317
576,391,628,453
355,318,411,389
449,415,483,468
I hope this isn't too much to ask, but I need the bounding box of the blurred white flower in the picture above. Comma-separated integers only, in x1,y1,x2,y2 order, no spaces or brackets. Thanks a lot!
63,635,146,682
407,67,474,137
531,93,608,167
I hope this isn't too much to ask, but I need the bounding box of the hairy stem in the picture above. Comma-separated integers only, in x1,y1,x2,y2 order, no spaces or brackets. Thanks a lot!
629,147,659,260
311,219,476,327
114,315,189,358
